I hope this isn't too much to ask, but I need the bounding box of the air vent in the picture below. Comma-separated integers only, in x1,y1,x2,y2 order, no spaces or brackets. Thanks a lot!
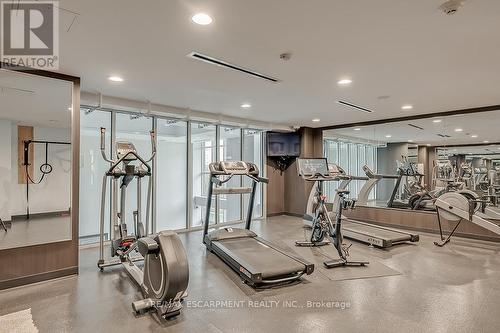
336,100,373,113
408,124,424,130
187,52,280,83
437,134,451,138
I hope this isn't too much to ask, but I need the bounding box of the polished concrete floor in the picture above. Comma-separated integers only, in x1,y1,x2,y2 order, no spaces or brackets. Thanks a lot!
1,215,500,332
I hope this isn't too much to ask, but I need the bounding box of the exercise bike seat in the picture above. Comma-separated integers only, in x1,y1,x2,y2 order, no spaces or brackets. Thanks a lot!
138,237,159,256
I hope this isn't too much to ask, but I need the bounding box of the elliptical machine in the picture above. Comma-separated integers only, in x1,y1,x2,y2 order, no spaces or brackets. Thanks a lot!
295,158,369,268
97,128,189,319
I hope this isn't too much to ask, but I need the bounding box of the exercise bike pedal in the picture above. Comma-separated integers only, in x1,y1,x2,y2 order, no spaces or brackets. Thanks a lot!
295,240,330,247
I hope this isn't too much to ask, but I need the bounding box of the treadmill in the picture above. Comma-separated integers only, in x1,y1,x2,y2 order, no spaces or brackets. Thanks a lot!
203,161,314,286
303,164,419,248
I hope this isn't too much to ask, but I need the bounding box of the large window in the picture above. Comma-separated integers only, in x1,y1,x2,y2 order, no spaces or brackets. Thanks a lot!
324,139,377,202
218,126,242,223
190,123,217,227
243,129,264,218
156,119,187,231
79,109,265,243
79,110,111,244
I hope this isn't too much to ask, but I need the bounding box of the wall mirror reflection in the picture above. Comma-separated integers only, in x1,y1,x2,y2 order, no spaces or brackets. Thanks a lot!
322,109,500,211
0,69,73,250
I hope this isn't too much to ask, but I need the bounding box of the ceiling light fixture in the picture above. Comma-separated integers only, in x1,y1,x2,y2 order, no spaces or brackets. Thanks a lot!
454,128,463,132
471,134,478,138
385,135,392,138
408,140,414,142
401,105,413,110
108,76,124,82
427,144,432,147
241,103,251,109
354,128,361,131
337,79,352,86
433,119,442,123
192,13,213,25
312,119,321,123
483,141,489,143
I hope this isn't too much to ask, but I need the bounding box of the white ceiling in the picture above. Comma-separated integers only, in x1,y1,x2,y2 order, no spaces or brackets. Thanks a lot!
56,0,500,127
325,110,500,145
0,70,72,128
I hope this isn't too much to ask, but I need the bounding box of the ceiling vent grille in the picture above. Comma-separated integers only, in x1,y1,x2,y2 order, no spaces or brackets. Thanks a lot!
336,100,373,113
187,52,280,83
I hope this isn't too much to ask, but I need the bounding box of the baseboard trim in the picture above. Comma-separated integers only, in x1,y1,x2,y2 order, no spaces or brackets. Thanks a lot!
0,266,78,290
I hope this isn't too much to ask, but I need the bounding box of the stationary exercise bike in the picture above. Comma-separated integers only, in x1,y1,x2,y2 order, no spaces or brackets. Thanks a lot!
295,158,369,268
97,128,189,319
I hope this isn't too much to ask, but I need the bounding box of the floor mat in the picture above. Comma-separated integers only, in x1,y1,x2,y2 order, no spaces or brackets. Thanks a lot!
0,309,38,333
278,239,402,281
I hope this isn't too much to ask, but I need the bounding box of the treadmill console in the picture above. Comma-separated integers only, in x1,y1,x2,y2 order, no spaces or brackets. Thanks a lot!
297,158,329,177
328,163,345,176
210,161,259,175
116,142,138,161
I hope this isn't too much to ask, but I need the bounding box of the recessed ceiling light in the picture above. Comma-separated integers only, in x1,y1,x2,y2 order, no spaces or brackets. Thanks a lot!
401,105,413,110
353,128,361,131
432,119,442,123
241,103,251,109
68,107,72,111
408,140,414,142
454,128,463,132
337,79,352,86
108,76,124,82
471,134,478,138
312,118,321,123
483,141,489,143
192,13,213,25
385,135,392,138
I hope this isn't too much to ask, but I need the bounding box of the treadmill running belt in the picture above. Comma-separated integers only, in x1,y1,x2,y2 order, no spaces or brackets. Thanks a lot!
342,221,412,242
217,238,305,278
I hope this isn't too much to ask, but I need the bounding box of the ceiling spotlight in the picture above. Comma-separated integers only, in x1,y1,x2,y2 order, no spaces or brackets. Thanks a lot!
337,79,352,86
471,134,478,138
385,135,392,138
401,105,413,110
192,13,213,25
241,103,251,109
108,76,124,82
312,118,321,123
432,119,442,123
454,128,463,132
483,141,489,143
408,140,414,142
354,128,361,131
68,107,72,111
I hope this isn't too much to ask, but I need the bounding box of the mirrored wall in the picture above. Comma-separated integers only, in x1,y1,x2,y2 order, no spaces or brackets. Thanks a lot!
79,108,265,244
0,69,74,250
322,109,500,207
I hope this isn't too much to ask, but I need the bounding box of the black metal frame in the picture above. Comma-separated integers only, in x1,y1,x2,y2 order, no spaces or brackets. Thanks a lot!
202,162,313,286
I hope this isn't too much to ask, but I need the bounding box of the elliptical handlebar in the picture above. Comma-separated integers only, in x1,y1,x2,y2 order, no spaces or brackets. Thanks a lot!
99,127,156,174
100,127,114,163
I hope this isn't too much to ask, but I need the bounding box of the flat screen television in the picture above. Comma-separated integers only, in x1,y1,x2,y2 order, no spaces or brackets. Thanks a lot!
267,132,301,157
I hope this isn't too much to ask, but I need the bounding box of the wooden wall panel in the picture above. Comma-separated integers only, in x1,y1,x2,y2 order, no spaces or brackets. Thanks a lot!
17,126,34,184
345,206,500,242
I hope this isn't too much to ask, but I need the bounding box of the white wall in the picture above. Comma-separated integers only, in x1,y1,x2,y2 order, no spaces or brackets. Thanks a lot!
0,120,12,221
9,124,71,217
